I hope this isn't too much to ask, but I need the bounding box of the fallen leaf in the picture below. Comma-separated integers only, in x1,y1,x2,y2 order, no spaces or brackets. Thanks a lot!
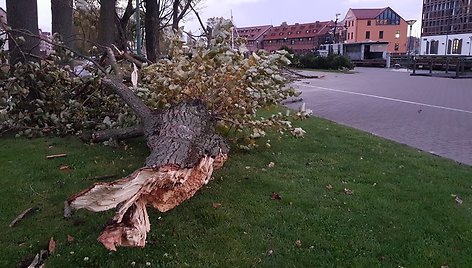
268,162,275,168
48,237,56,253
212,203,222,209
344,188,353,195
326,184,333,190
67,235,74,242
295,240,302,248
271,192,281,200
455,196,463,205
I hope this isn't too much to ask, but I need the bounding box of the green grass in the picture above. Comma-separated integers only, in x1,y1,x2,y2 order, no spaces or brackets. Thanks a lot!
1,115,472,267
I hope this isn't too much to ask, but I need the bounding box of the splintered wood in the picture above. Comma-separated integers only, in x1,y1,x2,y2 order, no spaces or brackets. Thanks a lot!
68,153,227,251
66,101,229,251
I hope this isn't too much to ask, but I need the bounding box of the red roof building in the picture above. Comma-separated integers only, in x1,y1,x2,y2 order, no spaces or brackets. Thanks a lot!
343,7,408,53
235,25,272,53
262,21,334,53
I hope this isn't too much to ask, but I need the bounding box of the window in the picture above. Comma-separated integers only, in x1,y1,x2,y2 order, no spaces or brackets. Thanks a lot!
430,40,439,54
366,31,371,39
351,32,354,39
394,43,399,51
395,30,400,39
379,31,384,39
426,41,430,54
376,8,401,25
367,20,371,26
451,39,462,54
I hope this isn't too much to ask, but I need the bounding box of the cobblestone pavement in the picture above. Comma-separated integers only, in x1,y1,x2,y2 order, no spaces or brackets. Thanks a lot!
288,67,472,166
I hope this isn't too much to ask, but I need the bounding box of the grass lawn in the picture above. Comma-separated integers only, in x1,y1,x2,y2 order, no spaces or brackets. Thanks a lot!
1,113,471,267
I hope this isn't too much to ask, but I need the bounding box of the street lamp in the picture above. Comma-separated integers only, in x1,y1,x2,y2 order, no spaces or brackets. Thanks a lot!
406,20,416,55
331,13,341,55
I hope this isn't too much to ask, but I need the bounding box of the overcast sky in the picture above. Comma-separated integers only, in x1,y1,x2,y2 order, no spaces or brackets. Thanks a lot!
0,0,423,36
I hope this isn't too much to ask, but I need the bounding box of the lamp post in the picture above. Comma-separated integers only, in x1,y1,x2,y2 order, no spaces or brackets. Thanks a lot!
332,13,341,54
135,0,141,55
406,20,416,55
406,20,416,71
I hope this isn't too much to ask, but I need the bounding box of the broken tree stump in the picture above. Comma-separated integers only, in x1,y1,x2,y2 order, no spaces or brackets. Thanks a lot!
67,52,229,250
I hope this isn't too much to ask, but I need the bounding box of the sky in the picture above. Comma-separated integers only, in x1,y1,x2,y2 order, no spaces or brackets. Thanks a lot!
0,0,423,36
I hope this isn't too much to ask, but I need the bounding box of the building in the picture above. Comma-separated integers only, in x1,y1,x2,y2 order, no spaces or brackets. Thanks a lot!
39,30,53,57
343,7,409,54
420,0,472,55
235,25,272,53
261,21,334,54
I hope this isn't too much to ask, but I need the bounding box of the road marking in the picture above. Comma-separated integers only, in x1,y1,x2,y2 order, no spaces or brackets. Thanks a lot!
295,83,472,115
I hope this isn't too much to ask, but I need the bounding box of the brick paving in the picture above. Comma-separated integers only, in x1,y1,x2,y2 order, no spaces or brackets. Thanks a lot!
289,67,472,166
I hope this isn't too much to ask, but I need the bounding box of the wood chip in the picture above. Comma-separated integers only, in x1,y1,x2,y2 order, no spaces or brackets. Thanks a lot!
46,154,67,159
9,207,38,227
48,237,56,253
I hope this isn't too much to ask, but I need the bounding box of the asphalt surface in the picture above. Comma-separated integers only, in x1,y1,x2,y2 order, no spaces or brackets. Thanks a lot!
288,67,472,166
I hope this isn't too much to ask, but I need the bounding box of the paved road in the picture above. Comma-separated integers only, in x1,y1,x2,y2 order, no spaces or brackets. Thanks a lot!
289,67,472,165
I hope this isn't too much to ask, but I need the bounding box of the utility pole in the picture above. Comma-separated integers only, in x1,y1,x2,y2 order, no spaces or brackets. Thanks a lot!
135,0,141,55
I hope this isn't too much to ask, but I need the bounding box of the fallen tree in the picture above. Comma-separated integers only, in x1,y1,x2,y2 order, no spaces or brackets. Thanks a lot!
2,18,303,251
67,48,229,250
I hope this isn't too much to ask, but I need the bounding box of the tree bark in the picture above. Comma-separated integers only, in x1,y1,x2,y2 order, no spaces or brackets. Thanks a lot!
6,0,40,65
68,55,229,250
144,0,160,62
51,0,73,46
98,0,117,47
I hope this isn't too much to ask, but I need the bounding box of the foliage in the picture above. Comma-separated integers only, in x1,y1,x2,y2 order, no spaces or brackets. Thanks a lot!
1,18,301,147
293,53,354,70
0,59,138,137
141,18,300,148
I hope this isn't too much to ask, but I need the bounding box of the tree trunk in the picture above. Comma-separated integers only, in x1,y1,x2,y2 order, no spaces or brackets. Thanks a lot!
172,0,192,31
6,0,40,65
51,0,73,46
116,0,136,51
97,0,117,47
67,54,229,250
144,0,159,62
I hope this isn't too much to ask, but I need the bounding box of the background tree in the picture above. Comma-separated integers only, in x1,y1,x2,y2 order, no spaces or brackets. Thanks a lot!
171,0,192,31
144,0,160,61
51,0,74,46
6,0,40,65
115,0,136,51
97,0,117,47
73,0,100,52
